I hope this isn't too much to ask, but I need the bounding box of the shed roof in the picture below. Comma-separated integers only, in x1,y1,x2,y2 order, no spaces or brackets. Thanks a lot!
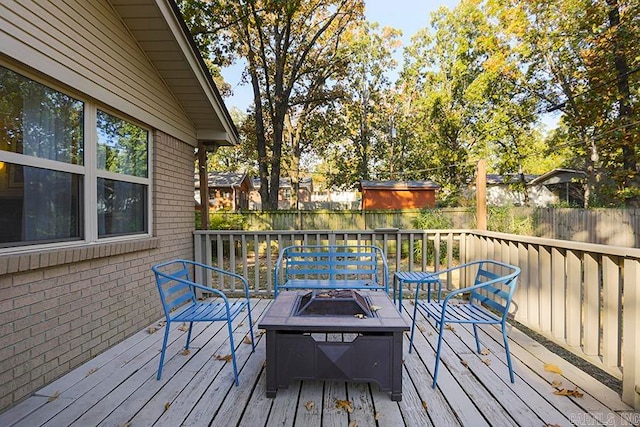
360,180,440,190
529,168,586,186
195,172,252,189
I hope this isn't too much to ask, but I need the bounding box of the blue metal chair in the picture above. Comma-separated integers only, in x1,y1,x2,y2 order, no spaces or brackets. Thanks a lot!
409,260,520,388
152,259,255,385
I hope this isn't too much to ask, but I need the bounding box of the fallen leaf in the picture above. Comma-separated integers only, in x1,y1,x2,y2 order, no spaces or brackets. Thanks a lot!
553,388,583,398
374,411,381,420
349,421,358,427
48,390,60,402
551,380,563,388
148,326,157,334
417,324,426,332
157,321,166,327
461,360,469,368
544,363,563,375
86,367,98,377
444,324,455,332
305,401,315,411
370,305,382,312
422,400,428,411
117,423,131,427
482,359,491,366
318,293,330,298
238,322,244,327
335,399,353,413
181,349,191,356
164,402,171,411
257,330,266,336
354,313,367,319
480,348,490,355
216,354,233,362
178,323,189,332
243,336,253,344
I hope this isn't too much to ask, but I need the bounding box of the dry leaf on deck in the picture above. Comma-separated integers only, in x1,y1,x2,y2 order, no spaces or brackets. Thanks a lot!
318,293,330,298
164,402,171,411
482,359,491,366
181,349,191,356
354,313,367,319
553,388,583,398
48,390,60,402
461,360,469,368
243,336,253,344
551,380,563,388
215,354,233,362
305,401,315,411
544,363,563,375
85,367,98,377
348,421,358,427
148,326,157,334
157,321,166,327
417,324,426,333
257,330,266,336
178,323,189,332
480,348,490,355
370,305,382,312
422,401,428,411
444,324,455,332
335,399,354,413
117,423,131,427
374,411,381,420
238,322,244,327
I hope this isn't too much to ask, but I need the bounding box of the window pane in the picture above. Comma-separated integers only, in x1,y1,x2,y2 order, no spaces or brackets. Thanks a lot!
0,162,83,247
97,110,148,177
0,66,84,164
97,178,147,237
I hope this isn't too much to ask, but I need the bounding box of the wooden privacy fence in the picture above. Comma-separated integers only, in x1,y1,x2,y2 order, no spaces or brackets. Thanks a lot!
194,228,640,409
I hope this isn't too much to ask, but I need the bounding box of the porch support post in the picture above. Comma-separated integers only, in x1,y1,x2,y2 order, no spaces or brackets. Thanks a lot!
622,258,640,409
198,141,210,230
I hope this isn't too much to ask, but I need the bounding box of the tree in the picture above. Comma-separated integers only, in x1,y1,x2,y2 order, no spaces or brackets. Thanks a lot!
319,22,402,189
178,0,364,210
489,0,640,206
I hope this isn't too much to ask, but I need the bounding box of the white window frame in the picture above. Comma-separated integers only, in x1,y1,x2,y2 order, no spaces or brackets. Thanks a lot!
0,62,153,254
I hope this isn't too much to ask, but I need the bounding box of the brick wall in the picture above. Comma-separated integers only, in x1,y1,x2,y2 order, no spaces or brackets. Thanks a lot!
0,130,195,411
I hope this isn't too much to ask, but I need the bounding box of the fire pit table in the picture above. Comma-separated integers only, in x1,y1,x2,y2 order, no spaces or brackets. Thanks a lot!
258,289,409,401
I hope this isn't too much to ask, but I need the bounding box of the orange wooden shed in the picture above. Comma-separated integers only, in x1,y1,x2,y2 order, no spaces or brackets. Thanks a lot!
360,180,440,210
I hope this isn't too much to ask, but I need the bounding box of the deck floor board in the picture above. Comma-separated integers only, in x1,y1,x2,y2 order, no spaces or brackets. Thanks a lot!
1,298,637,427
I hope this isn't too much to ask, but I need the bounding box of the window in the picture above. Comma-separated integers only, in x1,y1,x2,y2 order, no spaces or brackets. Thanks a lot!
0,65,150,249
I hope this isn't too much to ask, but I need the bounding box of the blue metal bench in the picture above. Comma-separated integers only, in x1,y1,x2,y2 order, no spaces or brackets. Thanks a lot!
152,259,255,385
408,260,521,387
274,245,389,297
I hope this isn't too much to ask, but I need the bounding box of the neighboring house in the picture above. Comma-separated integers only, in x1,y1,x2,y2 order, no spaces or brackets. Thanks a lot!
250,177,313,210
360,180,440,210
0,0,237,411
484,174,555,207
529,168,587,207
195,172,252,211
309,189,360,210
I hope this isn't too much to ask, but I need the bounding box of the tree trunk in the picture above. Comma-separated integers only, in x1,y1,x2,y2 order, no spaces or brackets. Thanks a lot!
607,0,639,206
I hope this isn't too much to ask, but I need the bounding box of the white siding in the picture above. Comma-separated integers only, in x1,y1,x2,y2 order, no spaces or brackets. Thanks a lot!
0,0,196,144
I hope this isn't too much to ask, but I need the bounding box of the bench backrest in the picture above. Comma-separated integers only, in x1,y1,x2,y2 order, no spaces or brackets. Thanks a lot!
468,260,520,320
276,244,388,287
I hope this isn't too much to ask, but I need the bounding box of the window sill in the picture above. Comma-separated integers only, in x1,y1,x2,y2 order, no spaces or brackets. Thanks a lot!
0,237,161,275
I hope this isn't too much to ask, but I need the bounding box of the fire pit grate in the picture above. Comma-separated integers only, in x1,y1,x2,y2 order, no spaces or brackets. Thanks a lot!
293,289,374,317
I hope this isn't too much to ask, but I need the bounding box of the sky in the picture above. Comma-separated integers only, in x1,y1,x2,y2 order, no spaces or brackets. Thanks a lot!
220,0,461,112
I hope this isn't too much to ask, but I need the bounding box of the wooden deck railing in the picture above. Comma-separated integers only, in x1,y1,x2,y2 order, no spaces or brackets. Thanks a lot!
193,229,640,409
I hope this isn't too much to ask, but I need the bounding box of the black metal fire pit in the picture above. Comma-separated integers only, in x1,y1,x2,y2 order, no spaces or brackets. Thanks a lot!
294,289,373,317
258,290,409,401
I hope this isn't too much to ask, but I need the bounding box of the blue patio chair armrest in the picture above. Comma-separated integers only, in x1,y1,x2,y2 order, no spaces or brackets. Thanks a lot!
188,260,253,300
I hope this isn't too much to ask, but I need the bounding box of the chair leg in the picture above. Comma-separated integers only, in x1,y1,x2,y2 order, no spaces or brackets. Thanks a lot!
472,324,482,353
432,319,446,388
503,327,515,383
247,300,256,352
185,321,194,350
409,294,420,353
227,318,240,386
157,323,171,380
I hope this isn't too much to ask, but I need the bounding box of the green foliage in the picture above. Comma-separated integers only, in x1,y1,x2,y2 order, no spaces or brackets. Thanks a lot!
208,213,247,230
487,206,534,235
412,209,454,230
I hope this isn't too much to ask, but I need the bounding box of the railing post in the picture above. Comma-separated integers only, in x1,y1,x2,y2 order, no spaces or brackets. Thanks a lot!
622,258,640,409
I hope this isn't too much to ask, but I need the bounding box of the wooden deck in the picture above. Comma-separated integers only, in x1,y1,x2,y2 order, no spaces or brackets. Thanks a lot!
1,298,638,427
